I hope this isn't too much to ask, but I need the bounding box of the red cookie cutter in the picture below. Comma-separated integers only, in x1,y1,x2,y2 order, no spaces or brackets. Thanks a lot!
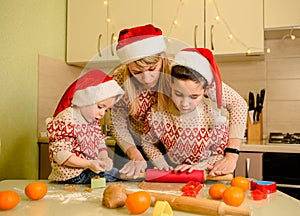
251,180,277,194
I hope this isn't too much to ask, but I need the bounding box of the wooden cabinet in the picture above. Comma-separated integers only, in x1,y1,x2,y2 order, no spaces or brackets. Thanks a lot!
234,152,263,180
66,0,152,67
264,0,300,29
153,0,264,57
67,0,264,66
206,0,264,56
152,0,205,48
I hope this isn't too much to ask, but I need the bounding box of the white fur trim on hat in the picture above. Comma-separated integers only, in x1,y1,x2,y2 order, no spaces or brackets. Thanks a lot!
172,50,214,84
72,80,124,107
116,35,166,64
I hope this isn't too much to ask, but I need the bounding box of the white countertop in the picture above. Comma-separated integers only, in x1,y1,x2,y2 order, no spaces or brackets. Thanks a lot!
0,180,299,216
241,141,300,153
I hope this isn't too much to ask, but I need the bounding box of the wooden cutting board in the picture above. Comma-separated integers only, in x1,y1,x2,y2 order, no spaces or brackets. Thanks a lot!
138,181,185,191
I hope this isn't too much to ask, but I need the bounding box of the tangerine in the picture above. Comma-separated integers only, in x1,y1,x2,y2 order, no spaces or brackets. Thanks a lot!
223,186,245,207
125,191,151,214
208,183,228,200
25,182,48,200
231,176,250,192
0,190,20,210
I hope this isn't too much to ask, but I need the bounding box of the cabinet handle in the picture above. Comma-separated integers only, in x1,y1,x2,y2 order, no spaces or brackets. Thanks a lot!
194,25,198,48
246,158,250,178
110,33,115,56
97,33,102,57
210,25,214,50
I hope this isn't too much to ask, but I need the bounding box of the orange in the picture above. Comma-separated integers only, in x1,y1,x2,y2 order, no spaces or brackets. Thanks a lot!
223,186,245,207
125,191,151,214
25,182,48,200
0,190,20,210
231,176,250,192
208,183,228,200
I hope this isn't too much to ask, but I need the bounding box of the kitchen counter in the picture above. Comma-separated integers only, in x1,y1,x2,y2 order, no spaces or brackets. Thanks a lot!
241,141,300,154
0,180,299,216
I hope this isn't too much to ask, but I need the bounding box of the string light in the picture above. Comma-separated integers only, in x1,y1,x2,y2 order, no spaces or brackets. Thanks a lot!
167,0,184,36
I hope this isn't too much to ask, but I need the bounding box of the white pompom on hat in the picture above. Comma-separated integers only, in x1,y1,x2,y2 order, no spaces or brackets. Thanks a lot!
71,69,124,107
116,24,166,64
172,48,226,124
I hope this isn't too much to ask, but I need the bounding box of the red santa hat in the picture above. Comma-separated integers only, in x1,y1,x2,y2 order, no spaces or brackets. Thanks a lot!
172,48,226,123
116,24,166,64
53,70,124,117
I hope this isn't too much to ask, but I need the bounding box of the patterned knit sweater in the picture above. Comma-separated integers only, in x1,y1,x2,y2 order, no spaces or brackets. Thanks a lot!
110,65,157,152
47,107,108,181
142,82,248,168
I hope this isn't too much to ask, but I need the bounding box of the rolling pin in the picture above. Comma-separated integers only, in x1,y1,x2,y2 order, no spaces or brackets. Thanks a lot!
126,190,251,216
120,169,233,183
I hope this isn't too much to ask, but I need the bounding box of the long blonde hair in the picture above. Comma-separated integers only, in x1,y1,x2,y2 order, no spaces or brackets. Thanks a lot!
111,53,171,115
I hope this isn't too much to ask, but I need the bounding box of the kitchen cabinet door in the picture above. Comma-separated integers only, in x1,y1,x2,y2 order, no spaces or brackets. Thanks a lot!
264,0,300,29
152,0,205,50
206,0,264,56
234,152,263,180
66,0,108,66
66,0,152,68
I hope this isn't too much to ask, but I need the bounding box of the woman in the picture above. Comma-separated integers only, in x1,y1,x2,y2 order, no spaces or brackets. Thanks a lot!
110,24,172,179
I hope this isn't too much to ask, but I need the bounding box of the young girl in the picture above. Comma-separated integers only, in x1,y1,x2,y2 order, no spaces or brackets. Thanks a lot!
47,69,124,184
141,48,248,177
109,24,172,178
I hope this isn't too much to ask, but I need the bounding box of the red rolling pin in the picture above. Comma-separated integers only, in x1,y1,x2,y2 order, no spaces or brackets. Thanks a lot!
120,169,233,183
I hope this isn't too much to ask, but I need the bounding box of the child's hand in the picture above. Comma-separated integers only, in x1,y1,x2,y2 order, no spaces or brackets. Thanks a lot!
88,159,106,173
99,157,113,171
207,153,238,176
152,157,173,171
174,164,197,173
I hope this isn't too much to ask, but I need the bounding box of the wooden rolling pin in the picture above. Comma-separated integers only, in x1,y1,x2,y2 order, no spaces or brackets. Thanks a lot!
120,169,233,183
126,190,251,216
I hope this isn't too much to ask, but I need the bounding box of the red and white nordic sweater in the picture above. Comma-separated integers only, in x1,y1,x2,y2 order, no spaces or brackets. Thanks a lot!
110,65,157,152
142,82,248,168
47,107,108,181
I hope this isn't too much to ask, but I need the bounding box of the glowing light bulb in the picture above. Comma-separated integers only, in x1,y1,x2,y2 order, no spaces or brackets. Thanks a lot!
215,16,220,21
228,34,233,40
290,34,296,40
103,1,108,5
173,20,178,25
247,49,251,55
266,48,271,53
106,18,111,23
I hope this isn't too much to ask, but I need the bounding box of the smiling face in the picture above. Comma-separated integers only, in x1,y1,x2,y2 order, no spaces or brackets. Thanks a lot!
171,78,206,114
127,57,162,88
79,97,116,123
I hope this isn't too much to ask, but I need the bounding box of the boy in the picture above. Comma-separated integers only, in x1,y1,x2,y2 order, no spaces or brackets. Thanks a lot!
47,69,124,183
141,48,248,176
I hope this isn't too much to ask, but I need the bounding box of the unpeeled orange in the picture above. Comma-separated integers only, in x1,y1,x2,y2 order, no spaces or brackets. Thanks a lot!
208,183,228,200
25,182,48,200
125,191,151,214
231,176,250,192
223,186,245,207
0,190,20,210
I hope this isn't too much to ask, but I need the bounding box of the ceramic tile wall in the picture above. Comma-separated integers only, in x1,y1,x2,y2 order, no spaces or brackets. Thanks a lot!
218,38,300,139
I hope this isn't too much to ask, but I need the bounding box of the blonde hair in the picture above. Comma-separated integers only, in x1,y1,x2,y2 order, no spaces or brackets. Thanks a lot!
112,53,171,115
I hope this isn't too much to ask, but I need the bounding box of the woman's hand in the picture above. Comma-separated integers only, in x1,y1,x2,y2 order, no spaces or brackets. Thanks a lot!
207,153,238,176
119,159,147,179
